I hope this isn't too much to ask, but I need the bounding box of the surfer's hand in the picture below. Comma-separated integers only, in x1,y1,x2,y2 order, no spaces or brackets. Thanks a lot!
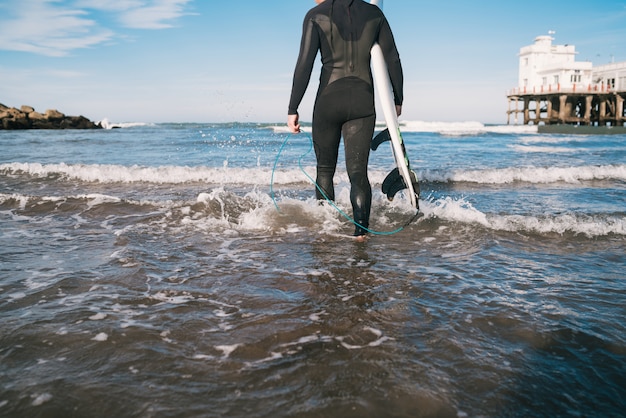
396,105,402,117
288,114,301,133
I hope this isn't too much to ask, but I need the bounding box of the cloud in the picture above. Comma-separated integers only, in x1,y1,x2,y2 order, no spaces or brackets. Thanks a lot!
0,0,113,56
0,0,194,56
77,0,194,29
74,0,145,11
119,0,194,30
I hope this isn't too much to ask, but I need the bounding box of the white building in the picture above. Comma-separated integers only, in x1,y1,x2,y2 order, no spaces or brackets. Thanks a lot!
593,62,626,91
508,35,626,126
517,35,593,94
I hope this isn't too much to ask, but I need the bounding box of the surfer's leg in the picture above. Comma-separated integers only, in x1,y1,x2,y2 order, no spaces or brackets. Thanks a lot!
312,92,344,202
344,114,375,236
311,121,341,201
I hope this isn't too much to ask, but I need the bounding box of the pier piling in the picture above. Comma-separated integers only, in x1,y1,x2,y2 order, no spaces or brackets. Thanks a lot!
507,88,626,126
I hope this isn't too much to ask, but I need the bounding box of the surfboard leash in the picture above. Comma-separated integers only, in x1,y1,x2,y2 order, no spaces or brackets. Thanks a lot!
271,132,420,236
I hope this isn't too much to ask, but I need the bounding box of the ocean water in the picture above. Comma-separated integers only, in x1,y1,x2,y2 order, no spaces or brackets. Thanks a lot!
1,120,625,417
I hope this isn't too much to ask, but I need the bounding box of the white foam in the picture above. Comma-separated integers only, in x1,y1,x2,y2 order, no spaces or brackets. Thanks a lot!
214,309,235,318
215,344,240,358
336,327,394,350
428,164,626,185
4,162,623,187
151,291,196,305
97,118,151,129
400,120,538,135
8,292,27,301
511,145,579,153
269,120,539,135
0,162,296,186
0,193,30,210
92,332,108,342
192,189,626,238
489,213,626,237
520,135,587,145
31,393,53,407
309,311,327,321
424,197,489,226
3,170,621,238
420,197,626,237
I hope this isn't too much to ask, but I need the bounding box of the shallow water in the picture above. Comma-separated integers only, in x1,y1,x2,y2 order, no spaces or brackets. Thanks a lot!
1,122,625,417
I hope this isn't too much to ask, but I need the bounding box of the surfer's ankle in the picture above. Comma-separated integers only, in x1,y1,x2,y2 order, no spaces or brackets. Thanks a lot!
353,222,369,238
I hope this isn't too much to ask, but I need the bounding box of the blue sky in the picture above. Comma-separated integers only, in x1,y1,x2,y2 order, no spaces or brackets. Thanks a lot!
1,0,625,124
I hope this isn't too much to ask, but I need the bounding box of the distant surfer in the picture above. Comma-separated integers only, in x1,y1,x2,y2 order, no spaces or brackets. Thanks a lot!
287,0,404,241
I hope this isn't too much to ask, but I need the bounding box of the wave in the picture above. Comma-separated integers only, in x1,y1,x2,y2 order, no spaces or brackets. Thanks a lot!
0,162,281,185
426,164,626,184
520,136,588,145
268,121,539,135
2,162,625,186
400,121,538,135
92,120,537,136
424,196,625,237
510,145,581,154
2,191,623,238
97,118,152,129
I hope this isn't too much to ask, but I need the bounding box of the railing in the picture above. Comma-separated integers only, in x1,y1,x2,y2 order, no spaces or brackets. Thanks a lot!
508,83,615,96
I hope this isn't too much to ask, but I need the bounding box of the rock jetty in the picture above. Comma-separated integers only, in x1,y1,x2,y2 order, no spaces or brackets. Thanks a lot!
0,103,102,130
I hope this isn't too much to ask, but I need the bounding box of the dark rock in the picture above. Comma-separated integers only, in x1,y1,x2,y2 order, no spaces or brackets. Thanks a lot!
30,119,57,129
2,114,30,129
0,104,102,130
60,115,100,129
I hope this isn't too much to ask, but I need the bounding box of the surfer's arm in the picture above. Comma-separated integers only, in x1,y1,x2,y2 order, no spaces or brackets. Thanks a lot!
378,17,404,106
288,15,320,116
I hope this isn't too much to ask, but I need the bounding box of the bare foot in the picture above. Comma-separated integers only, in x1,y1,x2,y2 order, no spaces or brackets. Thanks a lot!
354,234,369,243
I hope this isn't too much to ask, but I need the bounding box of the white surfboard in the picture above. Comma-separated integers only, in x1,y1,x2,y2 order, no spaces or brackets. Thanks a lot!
369,0,420,209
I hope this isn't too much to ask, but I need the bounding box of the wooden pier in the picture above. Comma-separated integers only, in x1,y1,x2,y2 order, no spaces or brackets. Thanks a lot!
507,86,626,127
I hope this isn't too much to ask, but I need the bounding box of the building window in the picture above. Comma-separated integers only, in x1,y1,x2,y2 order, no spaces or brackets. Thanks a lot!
554,75,559,85
570,69,582,83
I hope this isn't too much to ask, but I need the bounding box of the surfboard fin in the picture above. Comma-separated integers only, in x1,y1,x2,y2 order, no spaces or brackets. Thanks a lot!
382,168,405,200
371,128,391,151
382,168,421,201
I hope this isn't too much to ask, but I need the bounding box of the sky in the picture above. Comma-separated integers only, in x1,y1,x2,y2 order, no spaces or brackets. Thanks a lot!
1,0,625,124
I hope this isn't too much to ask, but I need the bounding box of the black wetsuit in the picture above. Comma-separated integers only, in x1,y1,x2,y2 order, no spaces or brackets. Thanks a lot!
288,0,403,236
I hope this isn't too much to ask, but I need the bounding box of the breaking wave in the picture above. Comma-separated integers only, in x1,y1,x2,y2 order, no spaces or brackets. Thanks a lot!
1,190,623,238
2,162,624,186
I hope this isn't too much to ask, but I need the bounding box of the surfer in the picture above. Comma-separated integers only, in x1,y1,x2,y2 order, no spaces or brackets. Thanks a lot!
287,0,404,240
